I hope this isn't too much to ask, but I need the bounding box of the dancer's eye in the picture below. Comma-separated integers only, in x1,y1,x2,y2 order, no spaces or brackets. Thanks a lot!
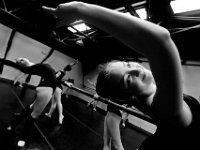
123,73,132,89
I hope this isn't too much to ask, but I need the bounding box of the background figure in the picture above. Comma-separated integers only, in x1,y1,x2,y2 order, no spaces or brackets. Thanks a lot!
45,86,63,125
103,101,134,150
45,61,77,125
11,72,32,100
121,108,130,128
43,2,200,150
62,77,74,99
12,72,30,87
103,105,124,150
6,58,57,147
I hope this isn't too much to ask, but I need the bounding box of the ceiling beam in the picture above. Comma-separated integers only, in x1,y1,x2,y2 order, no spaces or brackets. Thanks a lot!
0,8,79,60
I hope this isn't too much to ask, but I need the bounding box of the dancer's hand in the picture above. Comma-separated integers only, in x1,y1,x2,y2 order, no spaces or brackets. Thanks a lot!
64,81,73,88
42,2,82,27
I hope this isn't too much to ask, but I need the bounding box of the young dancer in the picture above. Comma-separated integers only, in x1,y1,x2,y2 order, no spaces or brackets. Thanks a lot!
43,2,200,149
1,58,57,147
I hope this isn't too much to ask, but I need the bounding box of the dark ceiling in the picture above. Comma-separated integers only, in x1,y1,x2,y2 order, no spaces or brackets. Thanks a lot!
0,0,200,74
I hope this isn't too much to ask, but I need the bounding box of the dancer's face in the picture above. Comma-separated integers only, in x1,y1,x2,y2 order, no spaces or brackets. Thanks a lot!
107,61,156,97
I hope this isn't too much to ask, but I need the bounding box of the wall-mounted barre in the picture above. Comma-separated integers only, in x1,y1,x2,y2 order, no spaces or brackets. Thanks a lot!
0,58,156,125
62,81,156,125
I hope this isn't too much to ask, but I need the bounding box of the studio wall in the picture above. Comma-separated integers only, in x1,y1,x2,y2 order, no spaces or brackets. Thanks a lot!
1,22,200,135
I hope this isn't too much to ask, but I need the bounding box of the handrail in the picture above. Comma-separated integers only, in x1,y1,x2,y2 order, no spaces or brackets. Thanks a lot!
62,81,156,125
0,58,156,125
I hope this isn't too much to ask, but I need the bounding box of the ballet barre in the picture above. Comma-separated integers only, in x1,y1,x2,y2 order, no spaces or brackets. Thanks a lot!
0,58,156,125
62,81,156,124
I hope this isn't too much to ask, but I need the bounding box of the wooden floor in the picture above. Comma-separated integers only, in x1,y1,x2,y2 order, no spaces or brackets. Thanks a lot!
0,78,148,150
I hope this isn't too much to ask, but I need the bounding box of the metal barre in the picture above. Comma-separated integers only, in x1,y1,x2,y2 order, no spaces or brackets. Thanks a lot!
62,81,156,125
0,58,156,124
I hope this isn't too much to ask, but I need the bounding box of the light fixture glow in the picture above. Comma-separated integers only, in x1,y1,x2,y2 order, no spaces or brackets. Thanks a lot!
67,23,91,33
136,8,147,19
170,0,200,14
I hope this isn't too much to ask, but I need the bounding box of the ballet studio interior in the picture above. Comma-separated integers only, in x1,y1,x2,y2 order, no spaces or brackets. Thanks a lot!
0,0,200,150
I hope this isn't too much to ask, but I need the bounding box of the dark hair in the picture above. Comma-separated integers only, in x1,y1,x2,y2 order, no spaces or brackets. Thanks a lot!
64,64,72,71
67,78,74,84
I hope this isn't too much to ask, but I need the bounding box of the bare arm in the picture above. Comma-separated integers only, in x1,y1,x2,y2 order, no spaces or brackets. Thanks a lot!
43,2,170,56
43,2,184,118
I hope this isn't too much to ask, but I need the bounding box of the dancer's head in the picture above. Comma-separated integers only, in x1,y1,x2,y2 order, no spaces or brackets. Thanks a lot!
96,60,156,101
15,58,34,67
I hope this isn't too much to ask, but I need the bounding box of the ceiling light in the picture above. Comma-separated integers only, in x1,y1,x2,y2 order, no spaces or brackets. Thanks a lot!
67,22,91,33
136,8,147,19
170,0,200,14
